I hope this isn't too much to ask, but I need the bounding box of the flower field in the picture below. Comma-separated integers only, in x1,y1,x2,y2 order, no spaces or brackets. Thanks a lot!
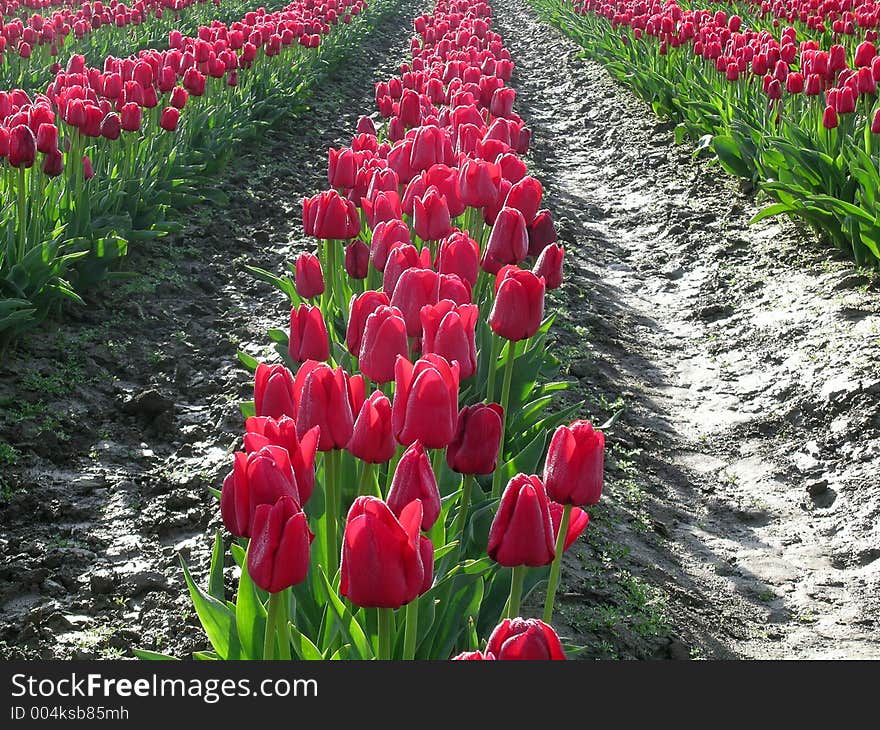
0,0,877,669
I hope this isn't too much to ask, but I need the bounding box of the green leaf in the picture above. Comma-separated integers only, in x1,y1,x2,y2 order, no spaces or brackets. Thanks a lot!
236,350,259,371
317,568,374,659
288,622,324,660
132,649,178,660
235,552,267,660
179,556,241,660
207,532,226,602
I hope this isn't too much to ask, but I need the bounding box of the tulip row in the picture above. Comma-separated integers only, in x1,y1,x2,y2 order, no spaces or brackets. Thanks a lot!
0,0,377,347
1,0,229,90
164,0,608,661
536,0,880,265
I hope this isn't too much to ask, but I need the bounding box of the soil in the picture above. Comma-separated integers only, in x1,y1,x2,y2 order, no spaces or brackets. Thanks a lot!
496,0,880,658
1,0,878,661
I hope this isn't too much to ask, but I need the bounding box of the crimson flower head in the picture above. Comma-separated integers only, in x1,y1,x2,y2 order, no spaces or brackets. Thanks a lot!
533,243,564,290
340,497,433,609
486,618,567,660
386,442,441,530
347,391,395,464
503,176,543,225
294,251,325,299
369,219,411,272
292,360,360,451
413,186,453,242
482,206,528,274
346,290,390,356
288,304,330,363
392,354,460,448
328,146,357,189
489,266,545,342
549,502,590,552
543,420,604,506
446,403,504,475
220,445,300,538
420,299,478,379
358,304,409,384
247,495,313,593
244,415,320,505
8,125,35,168
437,230,480,287
458,157,501,208
345,240,370,279
488,474,555,567
527,209,557,257
391,267,440,337
303,190,360,240
254,363,297,419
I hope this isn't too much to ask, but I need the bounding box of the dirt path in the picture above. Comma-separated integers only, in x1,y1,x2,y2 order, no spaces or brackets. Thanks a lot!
0,0,426,659
495,0,880,658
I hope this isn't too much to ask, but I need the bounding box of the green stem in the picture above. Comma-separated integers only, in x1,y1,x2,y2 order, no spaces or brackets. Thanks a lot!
403,598,419,660
377,607,394,661
543,503,571,624
325,450,339,579
491,340,518,498
452,474,474,554
263,591,283,660
275,588,292,660
358,461,377,497
485,333,500,403
506,565,527,620
16,166,27,262
385,444,403,496
324,238,336,313
431,448,445,486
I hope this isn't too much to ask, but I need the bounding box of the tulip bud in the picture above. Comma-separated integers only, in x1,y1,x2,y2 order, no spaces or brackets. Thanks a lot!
293,360,359,451
160,106,180,132
356,115,377,136
294,251,325,299
340,497,431,609
420,299,478,379
488,474,555,567
254,363,297,419
533,243,564,290
288,304,330,363
503,176,542,224
543,420,604,506
345,240,370,279
391,267,440,337
244,416,319,505
482,206,528,274
413,186,452,242
459,157,502,208
489,267,545,342
822,105,839,129
247,495,313,593
387,442,441,530
303,189,361,240
36,122,58,153
346,290,390,356
8,125,36,168
392,354,460,448
446,403,504,475
347,391,395,463
485,618,567,660
370,218,411,272
451,651,496,660
359,305,409,384
82,156,94,180
220,446,300,538
328,146,357,189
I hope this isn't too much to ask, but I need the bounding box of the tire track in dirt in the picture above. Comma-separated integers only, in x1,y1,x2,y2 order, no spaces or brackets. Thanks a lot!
0,0,427,659
496,0,880,658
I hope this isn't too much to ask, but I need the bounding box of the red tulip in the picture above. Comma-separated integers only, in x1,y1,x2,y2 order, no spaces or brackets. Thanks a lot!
340,497,430,609
293,361,357,451
413,187,453,242
303,190,360,240
362,189,402,228
247,495,313,593
345,240,370,279
382,244,423,296
410,125,451,172
504,176,542,225
497,152,528,183
8,125,35,168
220,445,299,538
357,115,377,135
387,442,441,530
482,207,528,273
41,148,63,177
489,267,545,342
438,273,472,305
488,474,555,567
244,416,320,504
533,243,563,290
392,354,460,448
446,403,504,475
346,290,390,356
170,86,188,109
822,105,838,129
347,391,395,463
254,363,297,419
485,618,567,660
82,156,94,180
458,158,501,208
328,146,357,189
489,87,516,118
100,113,122,140
872,109,880,134
35,122,57,153
543,420,604,506
183,67,206,96
160,106,180,131
856,40,876,67
370,218,412,272
294,251,325,298
549,502,589,552
358,305,409,383
527,209,557,256
391,267,440,337
420,299,478,379
288,304,330,363
437,230,480,287
120,102,142,132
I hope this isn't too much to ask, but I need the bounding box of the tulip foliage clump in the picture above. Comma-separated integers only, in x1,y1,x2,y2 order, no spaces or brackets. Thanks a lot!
535,0,880,266
0,0,375,346
159,0,608,662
